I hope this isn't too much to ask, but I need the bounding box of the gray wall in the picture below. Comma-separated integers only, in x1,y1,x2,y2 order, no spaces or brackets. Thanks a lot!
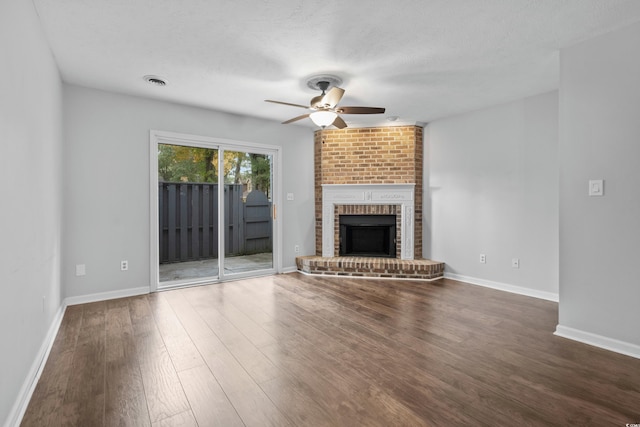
0,0,63,425
426,92,559,299
63,85,315,299
558,22,640,346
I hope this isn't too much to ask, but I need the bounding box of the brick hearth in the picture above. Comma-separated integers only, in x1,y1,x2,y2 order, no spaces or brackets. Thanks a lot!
296,256,444,280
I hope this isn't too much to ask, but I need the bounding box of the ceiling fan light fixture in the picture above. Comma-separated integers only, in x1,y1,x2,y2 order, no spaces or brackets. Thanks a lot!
310,110,337,128
266,76,384,129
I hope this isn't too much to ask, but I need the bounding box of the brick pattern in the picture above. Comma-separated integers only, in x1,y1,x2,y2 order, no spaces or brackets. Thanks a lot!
314,126,423,258
334,204,402,257
296,256,444,280
319,127,419,184
413,126,423,259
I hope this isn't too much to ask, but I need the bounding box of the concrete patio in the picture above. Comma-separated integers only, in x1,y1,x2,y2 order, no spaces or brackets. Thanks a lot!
159,252,273,282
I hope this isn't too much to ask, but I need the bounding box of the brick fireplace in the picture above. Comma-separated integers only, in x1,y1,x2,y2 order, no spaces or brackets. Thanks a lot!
296,125,444,280
314,125,424,257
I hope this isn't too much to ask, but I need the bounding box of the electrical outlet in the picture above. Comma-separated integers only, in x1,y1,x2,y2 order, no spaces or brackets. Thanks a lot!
121,260,129,271
479,254,486,264
76,264,86,276
588,179,604,196
294,245,300,253
512,258,520,269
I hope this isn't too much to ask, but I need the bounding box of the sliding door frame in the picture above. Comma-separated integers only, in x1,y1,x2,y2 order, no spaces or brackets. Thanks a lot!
149,130,282,292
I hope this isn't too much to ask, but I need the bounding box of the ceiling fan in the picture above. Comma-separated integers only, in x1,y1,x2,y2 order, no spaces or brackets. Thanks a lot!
265,76,385,129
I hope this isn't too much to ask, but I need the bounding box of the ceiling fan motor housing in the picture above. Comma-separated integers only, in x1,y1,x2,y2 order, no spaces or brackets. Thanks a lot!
306,75,343,92
316,81,330,93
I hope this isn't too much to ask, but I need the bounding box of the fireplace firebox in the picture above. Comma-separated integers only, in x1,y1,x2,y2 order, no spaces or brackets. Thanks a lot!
339,215,396,258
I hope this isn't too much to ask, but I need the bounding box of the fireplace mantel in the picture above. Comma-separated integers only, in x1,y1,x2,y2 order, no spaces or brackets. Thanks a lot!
322,184,415,260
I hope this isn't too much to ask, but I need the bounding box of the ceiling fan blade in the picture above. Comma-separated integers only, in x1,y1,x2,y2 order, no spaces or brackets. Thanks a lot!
321,87,345,108
332,116,348,129
265,99,309,109
336,106,386,114
310,94,324,109
282,113,310,124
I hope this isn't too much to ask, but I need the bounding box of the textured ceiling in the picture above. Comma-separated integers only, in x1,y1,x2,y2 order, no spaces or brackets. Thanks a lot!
33,0,640,128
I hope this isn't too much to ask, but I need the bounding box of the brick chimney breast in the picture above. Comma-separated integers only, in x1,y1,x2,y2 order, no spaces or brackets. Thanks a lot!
314,125,423,259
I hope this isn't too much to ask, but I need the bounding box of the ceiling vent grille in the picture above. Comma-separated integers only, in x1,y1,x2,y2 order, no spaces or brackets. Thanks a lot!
144,75,167,86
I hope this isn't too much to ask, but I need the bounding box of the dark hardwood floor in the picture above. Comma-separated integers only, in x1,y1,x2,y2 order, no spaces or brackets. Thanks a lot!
21,273,640,426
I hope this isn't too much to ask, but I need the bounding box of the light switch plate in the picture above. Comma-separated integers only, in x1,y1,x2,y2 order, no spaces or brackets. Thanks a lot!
589,179,604,196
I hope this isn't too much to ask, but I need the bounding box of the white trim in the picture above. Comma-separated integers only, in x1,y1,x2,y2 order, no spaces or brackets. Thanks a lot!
281,266,298,274
274,148,283,274
64,286,150,306
149,130,160,292
554,325,640,360
157,278,217,291
217,146,226,280
5,305,66,427
321,183,416,260
444,272,559,302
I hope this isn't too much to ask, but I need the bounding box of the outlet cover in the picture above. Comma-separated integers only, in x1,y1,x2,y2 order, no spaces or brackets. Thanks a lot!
512,258,520,269
121,260,129,271
75,264,86,276
589,179,604,196
479,254,486,264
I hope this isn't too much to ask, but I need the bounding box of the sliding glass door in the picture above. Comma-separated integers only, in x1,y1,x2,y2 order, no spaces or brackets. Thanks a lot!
150,131,279,290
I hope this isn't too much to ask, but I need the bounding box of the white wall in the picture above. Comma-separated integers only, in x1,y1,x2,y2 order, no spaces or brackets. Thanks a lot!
63,85,315,299
0,0,63,425
426,92,559,300
558,22,640,350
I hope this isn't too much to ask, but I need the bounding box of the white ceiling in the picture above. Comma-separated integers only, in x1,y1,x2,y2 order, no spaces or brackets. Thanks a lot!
33,0,640,128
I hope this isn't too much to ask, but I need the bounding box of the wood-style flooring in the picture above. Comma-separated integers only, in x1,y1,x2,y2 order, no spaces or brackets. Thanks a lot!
21,273,640,426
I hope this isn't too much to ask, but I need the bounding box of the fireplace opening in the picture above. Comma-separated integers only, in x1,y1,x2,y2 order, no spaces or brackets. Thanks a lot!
339,215,396,258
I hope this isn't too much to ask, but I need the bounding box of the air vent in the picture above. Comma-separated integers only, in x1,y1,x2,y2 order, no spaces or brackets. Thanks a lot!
144,75,167,86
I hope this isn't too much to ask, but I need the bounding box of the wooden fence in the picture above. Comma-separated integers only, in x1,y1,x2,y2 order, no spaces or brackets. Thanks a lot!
159,183,272,264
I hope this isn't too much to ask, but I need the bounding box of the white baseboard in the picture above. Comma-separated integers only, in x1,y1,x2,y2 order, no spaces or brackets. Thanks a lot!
280,266,298,274
554,325,640,360
5,304,66,427
64,286,149,306
444,272,559,302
